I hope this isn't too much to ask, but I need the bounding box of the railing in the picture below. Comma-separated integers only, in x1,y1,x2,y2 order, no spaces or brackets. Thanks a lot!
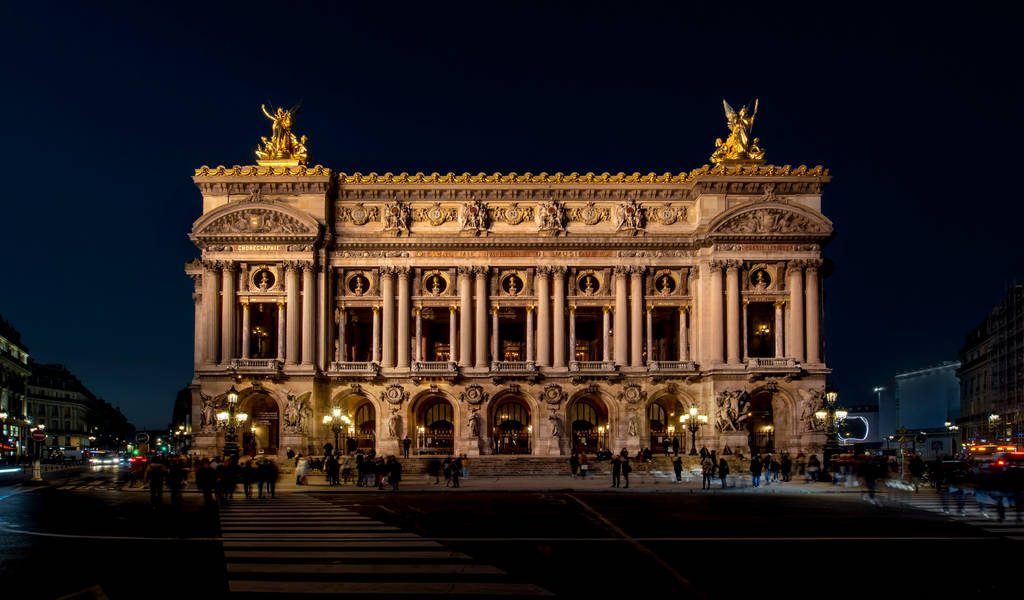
491,361,537,373
411,361,458,374
569,360,617,373
647,360,698,372
328,361,379,376
229,358,282,371
746,357,799,369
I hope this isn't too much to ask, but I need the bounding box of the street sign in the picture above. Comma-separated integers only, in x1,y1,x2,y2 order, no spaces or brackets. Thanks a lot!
136,433,150,444
31,429,46,442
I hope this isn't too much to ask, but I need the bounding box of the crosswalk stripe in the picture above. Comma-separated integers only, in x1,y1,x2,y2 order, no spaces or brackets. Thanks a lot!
217,493,551,596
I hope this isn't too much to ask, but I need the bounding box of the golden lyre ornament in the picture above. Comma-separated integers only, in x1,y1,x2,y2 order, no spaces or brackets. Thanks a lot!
255,102,309,166
710,99,765,165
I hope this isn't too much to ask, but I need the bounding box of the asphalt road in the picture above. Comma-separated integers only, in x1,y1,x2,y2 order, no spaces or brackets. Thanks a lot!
0,467,1017,599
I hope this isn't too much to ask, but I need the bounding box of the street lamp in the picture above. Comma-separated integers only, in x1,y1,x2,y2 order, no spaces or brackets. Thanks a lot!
323,407,352,455
680,405,708,456
215,386,246,459
0,411,8,462
815,390,847,475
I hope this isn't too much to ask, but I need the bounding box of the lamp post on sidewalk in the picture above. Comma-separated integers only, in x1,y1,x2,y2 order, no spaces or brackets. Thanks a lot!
323,407,351,455
681,406,708,456
814,390,847,478
215,386,247,459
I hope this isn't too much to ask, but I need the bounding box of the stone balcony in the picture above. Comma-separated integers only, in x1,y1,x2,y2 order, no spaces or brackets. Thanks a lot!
410,360,459,381
745,357,801,379
327,361,380,379
568,360,618,379
647,360,699,380
489,361,539,382
228,358,283,376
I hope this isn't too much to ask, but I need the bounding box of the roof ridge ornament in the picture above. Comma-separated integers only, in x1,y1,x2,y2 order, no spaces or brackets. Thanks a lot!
710,99,766,166
255,102,309,166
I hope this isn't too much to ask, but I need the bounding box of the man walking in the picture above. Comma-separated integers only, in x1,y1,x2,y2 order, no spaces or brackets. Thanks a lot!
750,454,762,488
402,436,411,458
611,455,622,488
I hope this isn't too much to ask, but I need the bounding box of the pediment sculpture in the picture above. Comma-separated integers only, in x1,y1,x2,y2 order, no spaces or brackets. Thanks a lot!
536,198,567,234
715,207,826,235
459,198,490,234
203,208,313,235
382,198,411,235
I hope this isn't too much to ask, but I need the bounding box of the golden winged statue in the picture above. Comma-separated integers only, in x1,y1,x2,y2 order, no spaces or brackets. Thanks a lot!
710,99,765,165
255,102,309,165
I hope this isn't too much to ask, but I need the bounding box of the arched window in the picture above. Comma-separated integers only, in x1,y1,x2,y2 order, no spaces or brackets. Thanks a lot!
647,403,667,432
493,400,531,455
419,398,454,454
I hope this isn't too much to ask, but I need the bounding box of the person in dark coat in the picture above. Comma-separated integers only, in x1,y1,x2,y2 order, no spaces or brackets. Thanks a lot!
426,457,441,484
196,459,217,506
167,458,186,510
402,436,411,458
672,456,683,482
240,460,256,498
671,437,679,456
325,454,340,486
146,460,167,507
569,454,580,478
719,457,730,488
750,455,762,487
611,455,622,488
450,456,462,488
388,457,402,491
621,456,632,488
781,454,793,482
257,459,278,499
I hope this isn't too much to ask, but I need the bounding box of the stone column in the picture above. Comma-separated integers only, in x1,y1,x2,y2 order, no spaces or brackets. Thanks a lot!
568,305,577,363
286,263,300,364
337,307,346,362
630,268,644,366
526,305,535,363
241,302,251,359
397,268,411,368
679,306,689,361
787,261,805,362
474,268,489,368
414,306,422,363
552,267,567,367
371,305,381,363
741,299,749,361
220,264,236,363
774,301,785,358
707,262,725,366
805,259,822,364
491,305,500,362
449,305,458,362
535,268,551,366
202,262,219,364
613,267,629,365
276,301,286,361
193,287,201,366
687,269,698,361
725,261,741,365
602,306,612,362
301,263,315,365
646,305,653,363
458,268,473,367
380,268,395,368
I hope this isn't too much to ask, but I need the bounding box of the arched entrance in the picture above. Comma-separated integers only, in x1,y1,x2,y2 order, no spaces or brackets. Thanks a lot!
746,390,775,454
352,402,376,453
417,397,454,455
245,394,280,456
648,398,684,455
569,397,609,454
492,398,531,454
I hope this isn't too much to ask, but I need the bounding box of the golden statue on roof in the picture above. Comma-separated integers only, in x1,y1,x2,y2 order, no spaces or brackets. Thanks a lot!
255,102,309,166
710,99,765,165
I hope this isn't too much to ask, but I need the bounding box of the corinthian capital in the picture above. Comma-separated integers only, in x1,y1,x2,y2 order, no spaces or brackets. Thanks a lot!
708,260,728,271
535,266,553,277
396,266,411,279
630,265,646,277
803,258,823,271
283,260,302,272
379,266,398,278
613,266,630,277
201,260,220,271
457,266,475,277
550,265,568,277
472,266,490,278
725,259,743,271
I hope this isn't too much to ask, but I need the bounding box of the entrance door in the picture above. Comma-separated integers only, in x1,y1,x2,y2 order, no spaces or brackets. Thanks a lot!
570,399,606,454
353,402,376,452
493,400,530,454
247,395,280,455
648,402,680,455
746,391,774,454
419,398,454,455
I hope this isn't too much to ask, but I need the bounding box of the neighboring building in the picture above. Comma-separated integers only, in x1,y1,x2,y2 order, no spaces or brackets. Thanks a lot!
958,285,1024,445
26,363,133,449
892,362,961,432
187,104,835,460
838,403,879,447
0,316,31,460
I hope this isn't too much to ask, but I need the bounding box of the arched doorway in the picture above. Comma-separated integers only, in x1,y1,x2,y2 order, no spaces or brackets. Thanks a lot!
492,398,531,454
246,394,280,456
569,397,608,454
418,397,454,455
746,390,775,454
648,398,684,455
352,402,376,453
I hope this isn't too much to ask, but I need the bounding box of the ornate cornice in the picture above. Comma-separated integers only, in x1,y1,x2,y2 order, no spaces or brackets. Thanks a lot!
195,165,331,177
335,165,828,185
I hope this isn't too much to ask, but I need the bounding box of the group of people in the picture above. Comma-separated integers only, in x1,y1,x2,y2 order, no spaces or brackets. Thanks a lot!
134,454,281,508
424,455,467,487
291,447,404,491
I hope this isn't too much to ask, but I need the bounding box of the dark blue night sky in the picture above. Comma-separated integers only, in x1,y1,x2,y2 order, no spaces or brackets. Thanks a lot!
2,2,1021,428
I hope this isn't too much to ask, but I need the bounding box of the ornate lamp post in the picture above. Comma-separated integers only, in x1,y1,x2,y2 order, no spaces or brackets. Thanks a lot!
215,386,247,459
681,406,708,456
323,407,352,455
815,390,847,475
987,413,1000,441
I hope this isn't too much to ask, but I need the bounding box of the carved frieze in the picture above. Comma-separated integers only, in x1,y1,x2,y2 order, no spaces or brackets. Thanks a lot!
647,203,684,225
412,202,457,226
382,198,412,235
204,208,313,235
338,203,378,225
536,199,568,234
716,208,827,235
492,202,533,225
619,383,645,406
614,196,646,234
460,384,488,406
459,198,490,234
569,202,610,225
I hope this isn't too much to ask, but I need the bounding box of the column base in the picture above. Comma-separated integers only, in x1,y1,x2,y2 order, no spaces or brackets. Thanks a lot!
545,437,564,456
458,437,482,457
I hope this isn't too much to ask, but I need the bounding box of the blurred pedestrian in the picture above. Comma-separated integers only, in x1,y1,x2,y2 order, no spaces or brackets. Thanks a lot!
402,436,411,458
701,457,713,489
579,453,589,478
750,454,762,488
673,455,683,483
569,453,579,479
719,457,730,488
611,455,622,488
146,459,167,507
451,456,462,488
388,456,402,491
621,455,631,488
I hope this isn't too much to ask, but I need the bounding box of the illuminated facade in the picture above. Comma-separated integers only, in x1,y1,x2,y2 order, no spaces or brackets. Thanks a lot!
187,105,835,460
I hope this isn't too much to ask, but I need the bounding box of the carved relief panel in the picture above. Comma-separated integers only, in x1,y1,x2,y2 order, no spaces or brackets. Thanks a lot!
248,265,282,292
342,270,375,297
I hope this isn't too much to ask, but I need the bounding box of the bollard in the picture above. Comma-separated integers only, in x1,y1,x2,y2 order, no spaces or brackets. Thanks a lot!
31,459,42,481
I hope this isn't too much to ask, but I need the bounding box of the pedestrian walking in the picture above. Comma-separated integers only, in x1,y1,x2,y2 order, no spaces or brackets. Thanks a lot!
579,453,589,478
806,454,820,483
719,457,730,488
167,458,186,510
325,454,340,486
673,456,683,483
388,456,402,491
622,455,631,488
443,456,453,487
781,454,792,482
257,459,278,499
671,437,679,456
402,436,411,458
750,454,762,487
702,457,713,490
569,453,580,478
426,457,441,484
146,460,167,507
611,455,622,488
451,456,462,488
295,455,308,486
241,460,256,498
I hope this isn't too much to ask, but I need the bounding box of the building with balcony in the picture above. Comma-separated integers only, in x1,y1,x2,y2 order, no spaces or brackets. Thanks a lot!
959,285,1024,445
0,315,31,460
26,363,133,450
187,106,834,460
